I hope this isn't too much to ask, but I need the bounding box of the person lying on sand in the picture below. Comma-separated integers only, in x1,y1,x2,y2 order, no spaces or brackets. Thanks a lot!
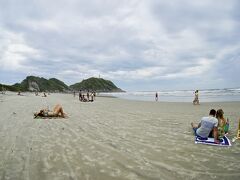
34,104,67,118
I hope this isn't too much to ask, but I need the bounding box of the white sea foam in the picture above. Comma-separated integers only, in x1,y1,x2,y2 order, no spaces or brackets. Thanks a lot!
100,88,240,102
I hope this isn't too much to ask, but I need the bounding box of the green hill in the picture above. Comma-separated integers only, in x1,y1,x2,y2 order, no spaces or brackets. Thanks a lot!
1,76,123,92
0,83,19,91
70,77,124,92
11,76,69,92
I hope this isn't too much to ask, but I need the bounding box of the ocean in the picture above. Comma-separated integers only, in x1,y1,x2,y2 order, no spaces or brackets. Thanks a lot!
100,88,240,102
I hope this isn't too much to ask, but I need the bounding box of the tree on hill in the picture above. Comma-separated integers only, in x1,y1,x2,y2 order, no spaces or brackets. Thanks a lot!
1,83,19,92
12,76,69,92
0,76,124,92
70,77,123,92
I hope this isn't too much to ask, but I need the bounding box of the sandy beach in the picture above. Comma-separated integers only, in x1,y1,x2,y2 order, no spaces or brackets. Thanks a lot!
0,92,240,180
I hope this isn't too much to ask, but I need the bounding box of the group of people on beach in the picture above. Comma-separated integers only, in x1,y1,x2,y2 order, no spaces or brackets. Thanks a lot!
191,108,229,143
35,91,48,97
33,88,98,118
16,91,48,97
34,90,97,118
74,90,96,102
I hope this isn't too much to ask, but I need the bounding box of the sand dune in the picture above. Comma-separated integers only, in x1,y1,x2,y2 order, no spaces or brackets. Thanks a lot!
0,92,240,180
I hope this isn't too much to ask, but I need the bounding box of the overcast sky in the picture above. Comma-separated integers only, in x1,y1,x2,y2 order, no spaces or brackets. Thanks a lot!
0,0,239,91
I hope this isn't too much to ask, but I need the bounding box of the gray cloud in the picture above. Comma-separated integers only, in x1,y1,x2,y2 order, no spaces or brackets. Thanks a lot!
0,0,239,90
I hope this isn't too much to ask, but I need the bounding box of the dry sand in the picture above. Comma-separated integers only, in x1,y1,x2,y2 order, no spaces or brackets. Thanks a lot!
0,92,240,180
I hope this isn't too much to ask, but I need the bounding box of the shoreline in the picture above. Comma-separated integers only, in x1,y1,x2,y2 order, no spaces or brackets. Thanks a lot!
2,90,240,103
99,88,240,103
2,91,240,104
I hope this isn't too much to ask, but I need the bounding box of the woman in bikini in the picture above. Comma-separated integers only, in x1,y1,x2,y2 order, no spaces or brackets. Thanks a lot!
34,104,67,118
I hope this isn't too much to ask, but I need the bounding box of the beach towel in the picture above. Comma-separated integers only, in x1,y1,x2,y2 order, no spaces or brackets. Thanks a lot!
34,116,65,119
195,136,231,147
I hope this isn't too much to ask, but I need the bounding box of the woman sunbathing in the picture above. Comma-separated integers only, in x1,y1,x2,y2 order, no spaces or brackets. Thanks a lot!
34,104,67,118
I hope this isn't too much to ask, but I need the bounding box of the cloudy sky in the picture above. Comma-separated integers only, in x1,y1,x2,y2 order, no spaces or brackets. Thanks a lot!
0,0,239,91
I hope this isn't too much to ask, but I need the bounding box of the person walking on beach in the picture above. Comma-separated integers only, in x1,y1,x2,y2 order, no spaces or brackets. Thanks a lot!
90,92,94,102
155,92,158,101
191,109,219,143
87,90,90,101
193,90,199,105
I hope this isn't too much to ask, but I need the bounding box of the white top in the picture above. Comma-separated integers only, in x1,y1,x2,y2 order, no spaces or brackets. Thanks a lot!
196,116,218,138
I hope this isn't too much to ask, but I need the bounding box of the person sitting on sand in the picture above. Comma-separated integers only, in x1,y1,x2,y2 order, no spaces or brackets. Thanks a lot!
216,109,229,139
81,94,88,102
191,109,219,143
34,104,67,118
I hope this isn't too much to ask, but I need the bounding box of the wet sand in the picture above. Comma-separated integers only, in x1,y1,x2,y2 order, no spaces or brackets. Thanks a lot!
0,92,240,180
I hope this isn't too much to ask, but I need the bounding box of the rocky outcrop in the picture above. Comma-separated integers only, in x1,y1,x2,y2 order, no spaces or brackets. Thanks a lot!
28,81,40,91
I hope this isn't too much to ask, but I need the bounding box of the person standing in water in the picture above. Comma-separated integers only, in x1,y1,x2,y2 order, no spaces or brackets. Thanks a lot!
155,92,158,101
193,90,199,105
